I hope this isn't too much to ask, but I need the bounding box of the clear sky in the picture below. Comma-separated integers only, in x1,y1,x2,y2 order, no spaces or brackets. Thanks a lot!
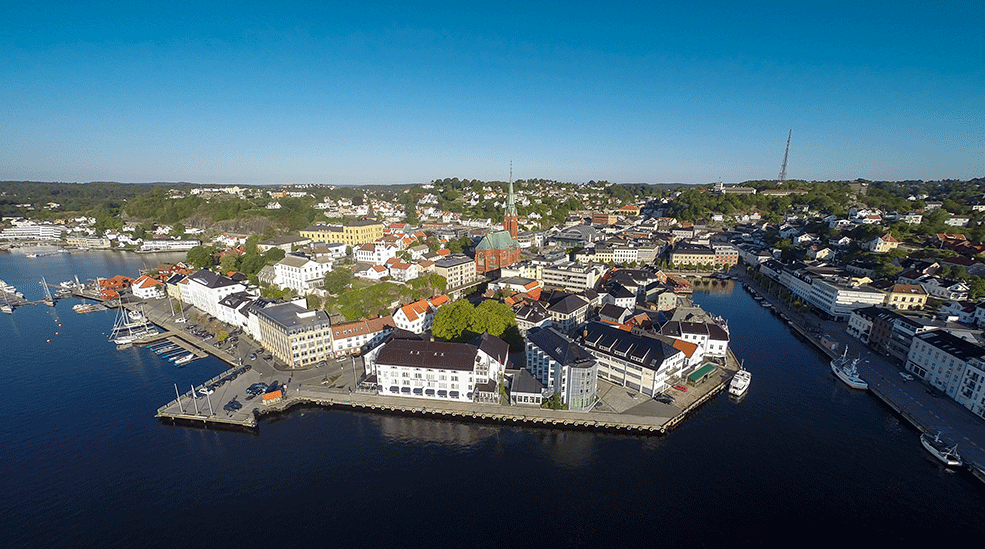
2,1,982,185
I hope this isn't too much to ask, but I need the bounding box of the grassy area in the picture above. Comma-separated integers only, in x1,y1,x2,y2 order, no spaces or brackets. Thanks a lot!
322,276,446,322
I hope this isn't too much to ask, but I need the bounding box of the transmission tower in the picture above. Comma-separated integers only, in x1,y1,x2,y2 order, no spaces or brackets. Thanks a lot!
777,129,791,185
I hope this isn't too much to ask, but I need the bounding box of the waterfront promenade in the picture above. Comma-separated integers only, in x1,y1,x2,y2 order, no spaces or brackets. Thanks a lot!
130,296,740,434
738,270,985,480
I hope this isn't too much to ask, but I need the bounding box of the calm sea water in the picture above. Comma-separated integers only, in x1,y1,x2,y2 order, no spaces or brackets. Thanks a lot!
1,252,983,548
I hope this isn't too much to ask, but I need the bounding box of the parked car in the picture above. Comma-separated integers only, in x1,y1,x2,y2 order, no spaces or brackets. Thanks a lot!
248,352,257,360
654,393,676,404
899,372,914,381
672,384,688,392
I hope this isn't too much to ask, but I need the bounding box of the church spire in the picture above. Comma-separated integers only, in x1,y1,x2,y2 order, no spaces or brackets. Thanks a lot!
504,161,518,238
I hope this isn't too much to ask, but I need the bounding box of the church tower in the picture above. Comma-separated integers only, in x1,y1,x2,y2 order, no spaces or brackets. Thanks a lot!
504,163,519,239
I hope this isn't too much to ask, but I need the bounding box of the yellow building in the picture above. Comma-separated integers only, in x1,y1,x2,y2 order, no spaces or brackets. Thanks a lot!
670,243,716,267
300,219,384,247
885,284,927,310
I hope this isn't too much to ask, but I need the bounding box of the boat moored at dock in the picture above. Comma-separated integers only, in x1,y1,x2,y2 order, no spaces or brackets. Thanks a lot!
729,369,751,397
830,351,868,390
920,432,962,467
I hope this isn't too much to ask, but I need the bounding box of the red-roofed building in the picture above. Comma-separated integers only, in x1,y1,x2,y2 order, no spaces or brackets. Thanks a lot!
131,275,165,300
393,295,450,333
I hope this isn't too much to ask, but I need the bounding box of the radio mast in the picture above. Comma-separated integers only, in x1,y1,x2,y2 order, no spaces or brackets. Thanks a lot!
777,129,791,185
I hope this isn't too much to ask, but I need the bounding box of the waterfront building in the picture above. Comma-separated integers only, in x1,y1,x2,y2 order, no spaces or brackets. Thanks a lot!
658,319,730,360
581,322,686,397
525,326,598,411
139,239,201,252
670,242,716,268
65,235,112,249
711,244,739,267
131,275,165,300
183,269,247,318
505,367,545,407
0,223,66,240
330,315,395,357
252,301,334,368
371,333,509,402
906,330,985,419
774,263,886,321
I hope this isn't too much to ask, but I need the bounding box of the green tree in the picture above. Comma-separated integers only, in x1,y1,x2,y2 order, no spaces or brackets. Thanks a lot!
467,300,517,338
186,245,216,269
263,247,286,263
219,253,239,273
323,269,353,294
432,300,475,341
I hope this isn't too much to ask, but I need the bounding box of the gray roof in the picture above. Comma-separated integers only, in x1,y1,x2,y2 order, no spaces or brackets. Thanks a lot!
510,368,544,395
434,254,474,268
581,321,682,372
915,330,985,361
189,269,240,290
254,302,331,332
471,333,510,365
526,326,596,368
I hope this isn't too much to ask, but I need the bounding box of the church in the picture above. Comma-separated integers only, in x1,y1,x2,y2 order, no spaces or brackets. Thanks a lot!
474,177,521,274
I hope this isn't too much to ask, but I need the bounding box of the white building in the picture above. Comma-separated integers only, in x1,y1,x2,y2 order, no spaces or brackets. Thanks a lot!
330,316,395,357
581,322,687,397
393,295,450,333
182,269,248,318
906,330,985,420
273,254,333,294
371,334,509,403
525,326,598,411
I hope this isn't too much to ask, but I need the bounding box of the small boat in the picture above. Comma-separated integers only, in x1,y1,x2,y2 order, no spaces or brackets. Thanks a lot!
1,303,13,314
175,353,196,365
729,368,751,397
920,432,962,467
830,350,868,390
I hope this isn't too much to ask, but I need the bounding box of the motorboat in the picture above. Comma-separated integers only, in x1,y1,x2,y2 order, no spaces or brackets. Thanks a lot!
920,432,962,467
830,350,868,390
729,369,751,397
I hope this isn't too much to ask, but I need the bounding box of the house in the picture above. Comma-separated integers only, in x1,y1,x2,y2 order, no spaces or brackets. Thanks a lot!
130,275,165,300
866,233,899,253
393,295,450,333
331,316,395,357
273,254,333,294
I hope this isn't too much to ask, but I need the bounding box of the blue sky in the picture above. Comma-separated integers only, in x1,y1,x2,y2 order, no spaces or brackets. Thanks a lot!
2,1,982,185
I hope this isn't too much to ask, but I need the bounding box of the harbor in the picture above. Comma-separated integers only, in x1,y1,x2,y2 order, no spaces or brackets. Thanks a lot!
738,271,985,482
5,250,985,547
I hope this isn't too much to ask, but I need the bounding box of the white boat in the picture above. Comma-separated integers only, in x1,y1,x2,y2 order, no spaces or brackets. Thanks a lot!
108,305,158,345
830,351,868,390
729,369,751,396
920,432,962,467
174,353,195,365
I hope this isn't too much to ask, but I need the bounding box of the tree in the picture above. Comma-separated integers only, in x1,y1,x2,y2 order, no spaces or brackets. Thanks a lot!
433,300,474,341
467,300,517,339
263,247,286,263
219,253,239,273
186,246,215,269
323,269,353,295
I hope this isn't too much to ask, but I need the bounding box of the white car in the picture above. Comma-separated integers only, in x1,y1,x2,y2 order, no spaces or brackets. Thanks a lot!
198,387,214,395
174,317,187,323
899,372,914,381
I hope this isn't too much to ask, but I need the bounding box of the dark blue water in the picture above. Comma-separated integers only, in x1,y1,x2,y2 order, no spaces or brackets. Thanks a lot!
2,253,983,548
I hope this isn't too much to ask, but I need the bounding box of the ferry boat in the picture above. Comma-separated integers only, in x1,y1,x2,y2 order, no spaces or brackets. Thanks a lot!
920,432,962,467
729,369,751,397
830,350,868,390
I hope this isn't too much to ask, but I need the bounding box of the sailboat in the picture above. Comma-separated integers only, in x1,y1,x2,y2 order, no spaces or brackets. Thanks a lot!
41,277,56,307
108,305,158,345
